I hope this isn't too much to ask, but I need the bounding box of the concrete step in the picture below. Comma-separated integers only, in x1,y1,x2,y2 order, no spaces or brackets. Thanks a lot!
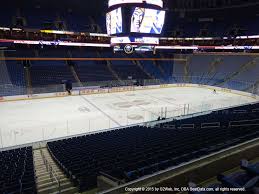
33,151,43,155
37,176,70,185
37,181,76,194
34,163,47,168
35,154,54,160
38,181,57,190
34,155,43,158
38,152,52,157
34,149,46,153
34,155,54,160
34,164,58,170
37,179,72,190
34,148,77,194
42,154,54,159
48,186,78,194
35,161,57,167
34,158,44,162
35,164,49,168
36,166,61,173
36,169,64,177
34,158,43,161
36,166,61,172
33,153,42,157
36,159,56,164
34,153,42,156
37,173,66,181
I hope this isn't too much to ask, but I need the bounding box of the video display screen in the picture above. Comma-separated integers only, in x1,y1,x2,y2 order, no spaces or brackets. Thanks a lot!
106,8,123,35
108,0,163,8
130,7,165,34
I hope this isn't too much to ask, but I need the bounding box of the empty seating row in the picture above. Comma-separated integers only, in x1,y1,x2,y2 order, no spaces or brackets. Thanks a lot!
0,147,36,194
30,61,76,87
189,159,259,194
161,103,259,129
1,48,259,96
47,103,259,192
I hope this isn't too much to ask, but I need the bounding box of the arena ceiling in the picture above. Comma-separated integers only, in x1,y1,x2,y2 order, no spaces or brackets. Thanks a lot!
165,0,259,11
11,0,259,10
7,0,259,16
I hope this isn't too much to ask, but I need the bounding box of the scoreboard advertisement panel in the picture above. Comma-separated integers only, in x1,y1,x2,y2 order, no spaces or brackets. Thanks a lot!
111,37,159,45
106,8,123,35
130,7,165,34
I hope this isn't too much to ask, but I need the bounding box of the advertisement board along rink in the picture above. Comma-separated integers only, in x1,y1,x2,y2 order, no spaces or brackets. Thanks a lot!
0,86,257,148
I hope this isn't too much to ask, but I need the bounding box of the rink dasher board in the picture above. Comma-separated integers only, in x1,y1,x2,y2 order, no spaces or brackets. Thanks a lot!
0,84,258,103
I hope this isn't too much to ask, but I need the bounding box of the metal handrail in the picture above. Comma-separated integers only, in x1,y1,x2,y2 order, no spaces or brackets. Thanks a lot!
229,118,259,127
99,171,125,185
40,149,61,194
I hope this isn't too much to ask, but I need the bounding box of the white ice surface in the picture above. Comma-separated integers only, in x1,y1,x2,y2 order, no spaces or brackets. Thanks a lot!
0,87,257,148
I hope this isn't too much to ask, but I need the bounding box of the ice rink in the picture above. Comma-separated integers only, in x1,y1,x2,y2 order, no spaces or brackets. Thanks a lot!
0,86,257,148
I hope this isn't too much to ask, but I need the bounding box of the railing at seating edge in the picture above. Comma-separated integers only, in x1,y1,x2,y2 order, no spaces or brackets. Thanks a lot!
40,146,61,193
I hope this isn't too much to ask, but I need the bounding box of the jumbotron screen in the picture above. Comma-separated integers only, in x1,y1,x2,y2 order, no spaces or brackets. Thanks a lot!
130,7,165,34
106,8,123,35
108,0,163,8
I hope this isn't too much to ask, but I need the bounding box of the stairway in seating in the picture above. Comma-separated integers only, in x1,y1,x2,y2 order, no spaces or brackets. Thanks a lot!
208,57,222,76
33,148,78,194
67,51,83,87
157,53,167,77
107,60,122,82
244,79,259,94
70,65,83,87
135,60,155,79
24,65,33,95
217,58,258,87
141,53,163,79
0,50,11,84
96,51,123,83
152,59,165,79
184,56,190,82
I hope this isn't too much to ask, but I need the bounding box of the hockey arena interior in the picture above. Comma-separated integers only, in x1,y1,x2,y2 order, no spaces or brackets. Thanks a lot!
0,0,259,194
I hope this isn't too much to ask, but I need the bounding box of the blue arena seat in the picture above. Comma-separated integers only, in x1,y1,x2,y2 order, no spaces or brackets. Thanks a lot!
241,160,259,176
0,147,36,194
217,172,259,191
